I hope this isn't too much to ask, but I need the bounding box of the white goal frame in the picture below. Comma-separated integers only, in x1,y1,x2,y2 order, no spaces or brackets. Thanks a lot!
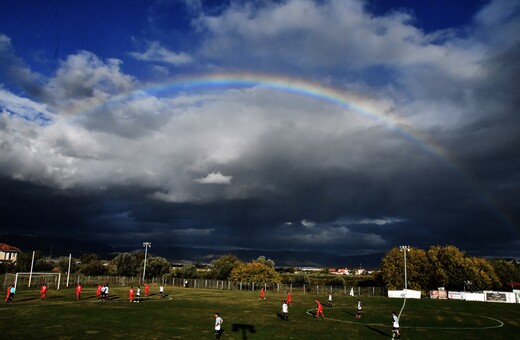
13,272,61,290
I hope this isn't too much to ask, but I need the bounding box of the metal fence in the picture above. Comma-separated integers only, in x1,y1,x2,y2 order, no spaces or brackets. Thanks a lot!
3,273,386,297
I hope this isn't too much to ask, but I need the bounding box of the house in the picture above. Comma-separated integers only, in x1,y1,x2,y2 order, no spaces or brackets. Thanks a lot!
0,243,21,263
328,268,350,275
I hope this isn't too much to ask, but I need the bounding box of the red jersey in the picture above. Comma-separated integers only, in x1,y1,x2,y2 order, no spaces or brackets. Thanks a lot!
76,285,82,293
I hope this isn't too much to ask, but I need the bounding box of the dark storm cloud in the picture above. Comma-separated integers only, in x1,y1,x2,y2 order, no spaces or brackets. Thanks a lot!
0,0,519,258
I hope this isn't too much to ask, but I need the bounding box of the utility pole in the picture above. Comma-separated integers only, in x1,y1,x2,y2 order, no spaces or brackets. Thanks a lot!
142,242,152,283
399,246,410,292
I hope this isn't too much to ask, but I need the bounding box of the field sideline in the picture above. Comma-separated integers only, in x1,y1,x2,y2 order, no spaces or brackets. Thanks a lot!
1,286,519,339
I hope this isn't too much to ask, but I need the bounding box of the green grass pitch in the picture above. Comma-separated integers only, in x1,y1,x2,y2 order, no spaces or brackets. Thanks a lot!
1,286,519,339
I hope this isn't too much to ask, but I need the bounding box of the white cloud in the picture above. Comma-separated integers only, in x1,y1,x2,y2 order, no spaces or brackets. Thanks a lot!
357,217,405,226
172,228,215,236
130,41,193,65
301,219,316,228
194,171,232,184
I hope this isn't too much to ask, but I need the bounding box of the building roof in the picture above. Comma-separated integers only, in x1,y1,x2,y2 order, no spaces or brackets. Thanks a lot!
0,243,21,252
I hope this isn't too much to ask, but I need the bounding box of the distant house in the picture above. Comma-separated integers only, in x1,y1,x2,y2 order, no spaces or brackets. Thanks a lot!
0,243,21,263
353,268,366,275
329,268,350,275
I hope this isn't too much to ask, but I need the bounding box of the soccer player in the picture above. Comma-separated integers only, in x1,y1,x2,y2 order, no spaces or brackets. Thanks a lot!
136,286,141,303
214,312,223,339
281,300,289,320
5,285,11,303
105,284,109,301
129,287,135,303
356,300,362,318
327,293,332,307
391,311,401,339
259,287,265,300
314,299,324,318
40,284,47,300
144,283,150,297
76,283,82,301
96,283,102,301
8,285,15,302
286,291,292,306
159,285,164,299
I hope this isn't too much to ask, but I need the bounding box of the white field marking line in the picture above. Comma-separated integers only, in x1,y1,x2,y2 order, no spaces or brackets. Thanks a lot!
397,297,406,321
305,308,504,330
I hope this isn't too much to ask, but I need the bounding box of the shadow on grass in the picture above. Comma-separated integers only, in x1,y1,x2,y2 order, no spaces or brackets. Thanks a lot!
232,323,256,340
365,325,389,337
82,295,97,300
276,312,289,321
47,295,65,300
10,297,38,302
343,310,356,317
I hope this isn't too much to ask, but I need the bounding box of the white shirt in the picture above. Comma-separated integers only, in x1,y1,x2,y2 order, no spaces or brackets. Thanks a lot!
215,317,223,331
392,315,399,328
137,288,141,296
282,303,288,313
159,286,164,293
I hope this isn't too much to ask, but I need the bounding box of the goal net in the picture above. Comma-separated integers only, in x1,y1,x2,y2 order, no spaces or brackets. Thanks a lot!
7,272,62,290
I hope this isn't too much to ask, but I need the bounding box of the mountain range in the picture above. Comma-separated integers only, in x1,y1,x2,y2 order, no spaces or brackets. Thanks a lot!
1,234,383,268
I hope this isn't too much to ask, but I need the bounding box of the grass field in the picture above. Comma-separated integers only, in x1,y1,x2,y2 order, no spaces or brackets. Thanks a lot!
1,285,519,339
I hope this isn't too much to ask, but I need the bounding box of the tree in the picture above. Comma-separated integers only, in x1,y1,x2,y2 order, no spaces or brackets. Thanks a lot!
144,257,171,278
427,245,467,290
284,273,310,285
57,256,79,274
491,259,520,289
210,255,242,280
112,253,139,276
174,264,198,279
326,276,346,287
380,247,406,290
80,260,107,276
229,260,281,284
465,257,500,290
380,247,430,291
255,256,275,269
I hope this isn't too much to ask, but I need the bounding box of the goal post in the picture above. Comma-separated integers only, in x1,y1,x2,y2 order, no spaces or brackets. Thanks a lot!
13,272,61,290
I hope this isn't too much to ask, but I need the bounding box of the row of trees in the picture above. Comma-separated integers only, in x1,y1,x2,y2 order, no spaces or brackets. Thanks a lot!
1,252,281,284
378,245,520,291
3,245,518,291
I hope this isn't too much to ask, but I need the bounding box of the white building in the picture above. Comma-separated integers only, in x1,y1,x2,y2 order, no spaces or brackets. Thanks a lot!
0,243,21,263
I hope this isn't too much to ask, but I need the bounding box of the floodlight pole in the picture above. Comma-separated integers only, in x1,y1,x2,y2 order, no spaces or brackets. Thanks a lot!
399,246,410,292
142,242,151,283
66,254,72,287
28,251,35,288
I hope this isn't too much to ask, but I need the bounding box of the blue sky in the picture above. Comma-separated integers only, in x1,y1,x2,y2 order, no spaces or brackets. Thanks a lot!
0,0,519,257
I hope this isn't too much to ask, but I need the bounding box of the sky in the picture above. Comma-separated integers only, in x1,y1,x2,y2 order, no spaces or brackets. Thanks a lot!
0,0,519,258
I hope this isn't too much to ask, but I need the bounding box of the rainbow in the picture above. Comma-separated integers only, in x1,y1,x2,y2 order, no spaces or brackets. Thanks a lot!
77,71,514,228
86,71,448,161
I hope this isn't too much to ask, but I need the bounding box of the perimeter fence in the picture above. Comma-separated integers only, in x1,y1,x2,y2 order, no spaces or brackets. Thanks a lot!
3,273,386,297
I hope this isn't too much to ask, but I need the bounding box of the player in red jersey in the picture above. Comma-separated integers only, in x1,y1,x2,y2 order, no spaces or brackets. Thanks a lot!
40,284,47,300
314,299,324,318
259,287,266,299
144,283,150,297
5,285,11,303
76,284,82,301
129,287,135,303
96,283,102,300
286,291,292,306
